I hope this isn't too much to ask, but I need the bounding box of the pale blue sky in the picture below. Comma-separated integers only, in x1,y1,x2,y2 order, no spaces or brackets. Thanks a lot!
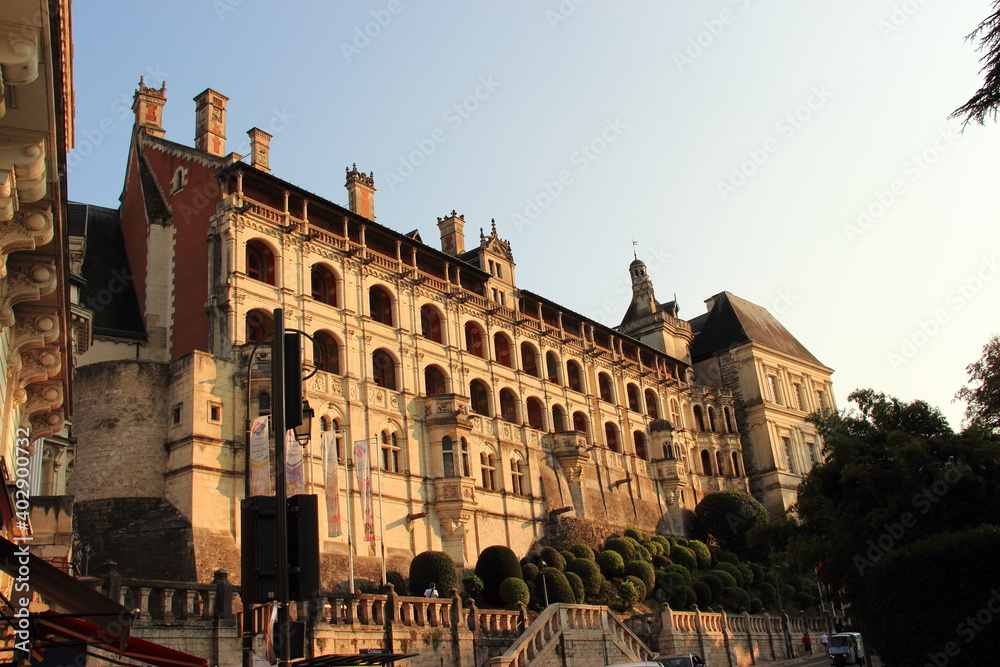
69,1,1000,428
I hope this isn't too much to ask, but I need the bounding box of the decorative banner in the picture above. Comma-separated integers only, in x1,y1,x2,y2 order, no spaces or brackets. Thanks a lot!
322,431,342,537
249,417,271,497
354,439,375,541
286,430,305,496
264,602,278,666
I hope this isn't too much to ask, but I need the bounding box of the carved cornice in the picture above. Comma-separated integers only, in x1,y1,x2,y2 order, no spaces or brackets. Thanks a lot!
0,205,52,277
0,257,57,326
0,137,46,218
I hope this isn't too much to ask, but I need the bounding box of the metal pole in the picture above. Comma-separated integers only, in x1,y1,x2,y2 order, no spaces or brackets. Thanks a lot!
375,436,387,587
271,309,291,667
346,443,355,594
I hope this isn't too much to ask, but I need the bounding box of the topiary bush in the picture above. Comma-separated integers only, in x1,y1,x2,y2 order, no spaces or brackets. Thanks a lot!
540,546,566,571
693,491,770,560
719,551,740,565
640,539,662,557
499,577,529,608
749,563,765,586
674,537,689,547
662,563,692,586
714,561,744,586
669,545,697,571
560,550,576,566
534,567,576,605
521,563,539,581
687,540,712,569
463,574,484,599
652,535,673,550
624,575,647,601
651,554,673,569
386,571,406,593
409,551,458,596
564,571,585,603
699,573,724,602
566,557,603,596
749,597,763,614
596,549,625,579
722,586,751,612
692,580,712,608
617,578,641,611
709,569,737,589
604,537,636,563
757,582,777,606
624,527,644,541
569,544,595,560
475,545,523,606
625,560,655,593
634,544,651,562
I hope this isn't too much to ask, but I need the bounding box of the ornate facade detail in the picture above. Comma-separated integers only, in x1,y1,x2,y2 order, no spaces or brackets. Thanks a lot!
0,137,47,218
0,206,53,276
0,258,58,326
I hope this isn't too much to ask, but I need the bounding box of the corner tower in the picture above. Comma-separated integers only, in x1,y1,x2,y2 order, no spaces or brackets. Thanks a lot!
616,257,694,367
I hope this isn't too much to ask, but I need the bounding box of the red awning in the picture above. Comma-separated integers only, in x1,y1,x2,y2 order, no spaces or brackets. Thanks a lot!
34,613,208,667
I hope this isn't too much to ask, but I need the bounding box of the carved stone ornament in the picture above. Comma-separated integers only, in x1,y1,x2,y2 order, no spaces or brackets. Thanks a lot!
0,206,53,276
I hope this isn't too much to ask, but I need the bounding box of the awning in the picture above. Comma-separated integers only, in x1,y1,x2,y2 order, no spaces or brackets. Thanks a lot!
291,654,417,666
34,613,208,667
0,535,132,641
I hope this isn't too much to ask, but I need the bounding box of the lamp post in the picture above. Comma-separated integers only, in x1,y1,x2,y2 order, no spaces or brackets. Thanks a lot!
540,559,550,608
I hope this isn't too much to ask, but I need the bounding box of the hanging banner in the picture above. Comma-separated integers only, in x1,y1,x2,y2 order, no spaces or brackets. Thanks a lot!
322,431,342,537
286,430,305,496
354,439,375,541
249,416,271,497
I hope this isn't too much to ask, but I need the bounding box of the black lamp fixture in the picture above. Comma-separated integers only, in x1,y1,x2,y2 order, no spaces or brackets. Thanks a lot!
293,400,315,446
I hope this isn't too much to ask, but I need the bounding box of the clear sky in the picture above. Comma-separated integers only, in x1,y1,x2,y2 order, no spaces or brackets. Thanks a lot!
69,1,1000,429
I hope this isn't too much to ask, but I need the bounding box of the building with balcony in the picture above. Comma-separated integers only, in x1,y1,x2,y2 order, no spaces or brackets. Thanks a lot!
68,82,829,587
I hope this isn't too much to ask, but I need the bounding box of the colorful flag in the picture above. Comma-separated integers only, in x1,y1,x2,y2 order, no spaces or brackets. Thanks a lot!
286,430,305,496
249,416,271,497
322,431,342,537
354,439,375,541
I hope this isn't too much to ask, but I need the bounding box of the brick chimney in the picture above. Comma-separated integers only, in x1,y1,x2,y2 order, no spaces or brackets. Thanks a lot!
437,210,466,256
132,76,167,138
247,128,272,173
194,88,228,157
345,164,375,220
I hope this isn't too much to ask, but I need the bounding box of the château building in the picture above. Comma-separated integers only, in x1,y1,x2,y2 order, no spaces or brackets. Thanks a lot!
68,81,831,586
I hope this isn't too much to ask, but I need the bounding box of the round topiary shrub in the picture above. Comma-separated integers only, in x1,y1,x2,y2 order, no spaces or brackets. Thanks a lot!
719,551,740,565
409,551,458,596
564,571,585,603
624,527,644,541
758,582,777,605
687,540,712,569
560,550,576,566
570,544,595,560
617,578,641,611
596,550,625,579
674,537,689,547
749,597,763,614
657,572,687,601
669,545,697,571
634,544,651,562
700,573,724,602
386,571,406,593
682,586,698,609
462,574,484,599
475,545,523,606
499,577,529,608
566,557,603,596
640,539,662,557
714,562,744,586
749,563,765,586
722,586,751,612
710,569,738,589
663,563,692,585
625,575,647,600
534,567,576,605
652,535,673,550
604,537,636,563
652,554,673,569
521,563,539,581
692,580,712,608
780,584,796,602
625,560,655,592
540,546,566,571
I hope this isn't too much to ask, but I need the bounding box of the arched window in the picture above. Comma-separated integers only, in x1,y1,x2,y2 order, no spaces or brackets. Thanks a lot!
566,360,583,392
663,440,674,460
633,431,648,460
420,304,443,343
526,397,544,430
521,342,539,377
700,449,712,476
510,457,524,495
708,406,718,433
311,265,337,306
246,240,275,285
332,419,344,460
465,322,485,358
442,436,455,477
369,286,393,325
573,411,589,442
257,392,271,416
627,384,641,413
372,349,396,389
546,351,560,383
381,430,401,473
605,423,620,452
693,405,706,431
480,451,497,491
716,451,726,477
246,309,273,343
724,406,737,433
644,389,660,419
731,451,742,476
499,388,518,423
494,333,513,368
552,405,566,431
460,437,472,477
598,373,614,403
671,399,682,428
313,331,340,374
424,365,447,395
470,380,490,416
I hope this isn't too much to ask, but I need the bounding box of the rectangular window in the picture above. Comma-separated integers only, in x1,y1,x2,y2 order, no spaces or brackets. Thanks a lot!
816,390,826,410
496,264,503,279
766,376,778,403
171,403,183,425
793,383,804,411
783,437,796,473
209,403,222,424
807,441,817,468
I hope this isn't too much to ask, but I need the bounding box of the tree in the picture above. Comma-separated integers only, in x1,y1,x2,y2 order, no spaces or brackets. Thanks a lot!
692,491,770,560
951,2,1000,126
956,333,1000,431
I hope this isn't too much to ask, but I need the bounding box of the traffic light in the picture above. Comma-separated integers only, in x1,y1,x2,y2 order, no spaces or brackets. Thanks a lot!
284,332,303,428
241,496,277,604
287,494,320,601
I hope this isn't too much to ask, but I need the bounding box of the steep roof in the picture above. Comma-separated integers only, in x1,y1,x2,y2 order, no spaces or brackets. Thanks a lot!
689,291,825,367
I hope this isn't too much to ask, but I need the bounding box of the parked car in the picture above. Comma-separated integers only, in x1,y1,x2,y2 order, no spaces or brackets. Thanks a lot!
606,655,706,667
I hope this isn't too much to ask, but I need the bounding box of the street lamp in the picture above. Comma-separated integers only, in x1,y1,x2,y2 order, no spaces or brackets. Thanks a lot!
292,401,314,447
540,559,550,608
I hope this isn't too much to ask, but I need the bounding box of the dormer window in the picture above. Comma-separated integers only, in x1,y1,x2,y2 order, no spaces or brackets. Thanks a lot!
171,167,188,193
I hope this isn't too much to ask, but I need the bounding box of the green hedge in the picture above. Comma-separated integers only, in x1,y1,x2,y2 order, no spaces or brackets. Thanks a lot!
596,549,625,579
409,551,457,596
475,545,522,606
566,557,603,596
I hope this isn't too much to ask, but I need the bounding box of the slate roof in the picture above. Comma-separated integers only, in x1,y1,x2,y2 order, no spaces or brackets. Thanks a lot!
689,291,825,367
73,202,146,340
619,297,678,327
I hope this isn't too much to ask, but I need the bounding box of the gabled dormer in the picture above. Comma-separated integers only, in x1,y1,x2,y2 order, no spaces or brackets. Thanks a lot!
475,220,516,308
616,257,693,364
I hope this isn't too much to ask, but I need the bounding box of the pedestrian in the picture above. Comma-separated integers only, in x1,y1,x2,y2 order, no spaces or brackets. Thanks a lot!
820,633,829,651
802,633,812,655
424,582,439,598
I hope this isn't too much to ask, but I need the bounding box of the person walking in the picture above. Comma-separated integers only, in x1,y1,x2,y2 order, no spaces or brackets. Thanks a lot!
820,633,829,652
424,582,439,598
802,633,812,655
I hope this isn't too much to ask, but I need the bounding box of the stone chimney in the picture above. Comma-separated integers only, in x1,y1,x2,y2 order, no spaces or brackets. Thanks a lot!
437,210,466,256
132,76,167,138
247,128,272,173
193,88,229,157
345,164,376,220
